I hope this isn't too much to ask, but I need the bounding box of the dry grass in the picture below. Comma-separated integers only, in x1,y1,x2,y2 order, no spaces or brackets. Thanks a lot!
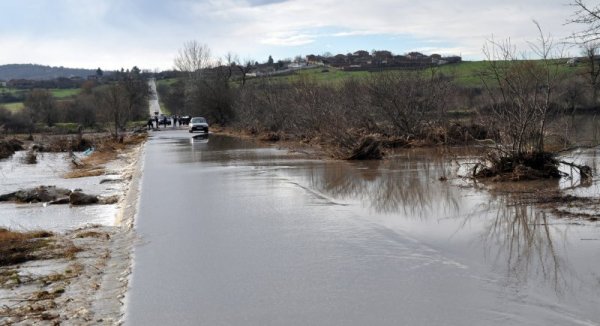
64,133,146,179
0,228,82,267
36,135,94,153
0,228,53,266
75,231,109,239
64,167,106,178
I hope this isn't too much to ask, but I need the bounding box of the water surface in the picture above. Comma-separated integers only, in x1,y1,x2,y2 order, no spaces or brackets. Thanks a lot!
127,130,600,325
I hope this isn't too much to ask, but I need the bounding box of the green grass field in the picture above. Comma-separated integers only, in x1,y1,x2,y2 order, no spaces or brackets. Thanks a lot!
0,87,80,98
0,88,80,112
157,78,179,87
50,88,80,98
155,60,586,93
2,102,24,112
248,60,583,87
241,62,485,86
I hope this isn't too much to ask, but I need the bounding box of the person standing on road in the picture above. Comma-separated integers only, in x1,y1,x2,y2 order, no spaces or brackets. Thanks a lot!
154,115,159,129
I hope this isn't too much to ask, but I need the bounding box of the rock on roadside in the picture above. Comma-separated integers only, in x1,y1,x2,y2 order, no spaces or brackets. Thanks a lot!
69,191,99,206
0,186,117,206
0,185,72,203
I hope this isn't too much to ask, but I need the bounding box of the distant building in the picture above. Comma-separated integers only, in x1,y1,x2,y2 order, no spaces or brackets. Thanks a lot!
442,56,462,64
308,50,461,70
407,52,426,60
0,80,6,87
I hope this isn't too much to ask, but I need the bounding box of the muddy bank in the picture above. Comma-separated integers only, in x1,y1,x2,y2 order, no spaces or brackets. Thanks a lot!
0,138,24,159
0,133,145,325
0,224,139,325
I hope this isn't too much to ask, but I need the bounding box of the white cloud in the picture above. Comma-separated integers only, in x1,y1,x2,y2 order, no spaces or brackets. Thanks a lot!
260,32,316,46
0,0,582,69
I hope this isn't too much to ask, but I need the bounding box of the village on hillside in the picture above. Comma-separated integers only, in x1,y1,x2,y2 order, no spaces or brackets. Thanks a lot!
250,50,462,76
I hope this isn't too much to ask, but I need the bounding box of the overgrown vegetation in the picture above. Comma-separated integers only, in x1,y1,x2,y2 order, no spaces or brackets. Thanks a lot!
64,133,146,178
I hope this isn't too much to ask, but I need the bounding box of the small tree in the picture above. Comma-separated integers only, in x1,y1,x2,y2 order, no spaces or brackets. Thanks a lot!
479,23,563,155
474,23,582,179
120,67,150,122
24,89,56,128
95,84,128,139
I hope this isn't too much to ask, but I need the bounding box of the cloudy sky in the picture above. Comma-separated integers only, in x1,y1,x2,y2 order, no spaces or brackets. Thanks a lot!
0,0,585,70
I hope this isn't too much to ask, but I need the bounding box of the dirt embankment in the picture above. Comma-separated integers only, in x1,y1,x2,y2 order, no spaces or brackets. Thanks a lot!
0,132,146,325
0,139,24,159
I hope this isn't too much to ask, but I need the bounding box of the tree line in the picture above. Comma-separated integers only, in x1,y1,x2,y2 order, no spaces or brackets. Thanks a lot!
0,67,150,140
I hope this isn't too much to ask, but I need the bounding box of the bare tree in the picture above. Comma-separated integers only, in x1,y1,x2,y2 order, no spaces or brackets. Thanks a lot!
568,0,600,43
479,23,564,155
174,41,212,81
224,52,254,86
580,42,600,104
95,84,128,140
24,89,56,129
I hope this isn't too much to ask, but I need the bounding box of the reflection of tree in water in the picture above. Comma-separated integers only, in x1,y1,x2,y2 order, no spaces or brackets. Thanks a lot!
480,195,568,294
299,145,583,294
476,145,600,294
304,148,463,218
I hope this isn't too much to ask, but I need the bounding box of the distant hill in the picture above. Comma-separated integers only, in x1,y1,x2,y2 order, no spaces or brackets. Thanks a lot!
0,64,100,81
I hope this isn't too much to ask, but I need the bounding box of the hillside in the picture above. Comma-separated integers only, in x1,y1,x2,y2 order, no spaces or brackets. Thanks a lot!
0,64,98,81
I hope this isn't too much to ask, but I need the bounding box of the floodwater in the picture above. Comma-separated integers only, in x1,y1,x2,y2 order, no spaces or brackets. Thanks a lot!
126,130,600,325
0,151,122,232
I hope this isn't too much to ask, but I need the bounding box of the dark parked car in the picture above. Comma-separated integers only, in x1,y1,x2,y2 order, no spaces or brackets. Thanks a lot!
159,115,171,126
179,116,191,126
189,117,209,133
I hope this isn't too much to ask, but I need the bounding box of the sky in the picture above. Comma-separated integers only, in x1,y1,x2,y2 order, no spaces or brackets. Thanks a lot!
0,0,587,71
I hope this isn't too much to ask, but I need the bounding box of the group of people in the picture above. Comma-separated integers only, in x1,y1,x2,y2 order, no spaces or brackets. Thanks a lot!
147,115,190,130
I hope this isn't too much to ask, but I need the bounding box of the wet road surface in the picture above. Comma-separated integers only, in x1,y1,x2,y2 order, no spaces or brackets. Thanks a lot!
125,130,600,325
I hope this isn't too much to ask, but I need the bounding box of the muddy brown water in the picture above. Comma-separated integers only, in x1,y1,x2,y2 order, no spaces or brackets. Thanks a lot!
126,130,600,325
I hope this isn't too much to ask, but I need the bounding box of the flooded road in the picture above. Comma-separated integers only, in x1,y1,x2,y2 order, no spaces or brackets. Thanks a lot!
126,130,600,325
